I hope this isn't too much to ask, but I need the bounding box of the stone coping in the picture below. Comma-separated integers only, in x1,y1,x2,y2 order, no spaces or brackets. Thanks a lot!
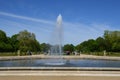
0,67,120,71
0,55,120,61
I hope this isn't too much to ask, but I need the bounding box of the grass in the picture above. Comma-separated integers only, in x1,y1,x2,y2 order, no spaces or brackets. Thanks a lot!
84,52,120,57
107,52,120,57
0,52,17,56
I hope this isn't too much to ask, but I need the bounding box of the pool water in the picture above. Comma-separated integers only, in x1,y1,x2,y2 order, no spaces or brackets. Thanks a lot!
0,59,120,67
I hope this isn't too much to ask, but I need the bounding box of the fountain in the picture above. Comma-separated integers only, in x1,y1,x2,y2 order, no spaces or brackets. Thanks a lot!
44,14,66,65
50,14,63,56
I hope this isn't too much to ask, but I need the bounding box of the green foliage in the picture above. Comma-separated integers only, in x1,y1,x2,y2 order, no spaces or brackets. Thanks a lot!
0,30,7,42
75,44,82,52
76,39,97,52
112,42,120,52
104,30,120,52
76,30,120,53
11,34,19,51
0,29,40,53
17,30,40,52
0,30,13,52
63,44,74,52
40,43,50,52
96,37,106,51
0,52,17,56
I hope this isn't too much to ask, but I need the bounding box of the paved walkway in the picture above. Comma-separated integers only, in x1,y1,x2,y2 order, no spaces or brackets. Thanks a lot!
0,54,120,60
0,71,120,80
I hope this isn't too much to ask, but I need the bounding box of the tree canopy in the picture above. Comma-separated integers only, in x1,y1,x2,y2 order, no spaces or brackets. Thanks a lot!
0,30,13,52
0,29,119,53
0,30,40,52
40,43,51,53
76,30,120,52
63,44,74,52
17,30,40,52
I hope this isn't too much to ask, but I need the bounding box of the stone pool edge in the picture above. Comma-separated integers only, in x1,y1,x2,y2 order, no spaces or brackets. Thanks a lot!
0,67,120,71
0,55,120,61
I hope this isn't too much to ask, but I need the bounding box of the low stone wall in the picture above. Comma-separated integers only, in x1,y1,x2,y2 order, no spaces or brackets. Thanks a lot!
0,67,120,71
0,55,120,61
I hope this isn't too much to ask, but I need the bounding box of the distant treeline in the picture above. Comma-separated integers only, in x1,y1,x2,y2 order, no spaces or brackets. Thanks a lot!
0,30,120,53
76,30,120,52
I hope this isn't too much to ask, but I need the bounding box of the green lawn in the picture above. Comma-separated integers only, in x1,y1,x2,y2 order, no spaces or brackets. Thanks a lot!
85,52,120,57
0,52,17,56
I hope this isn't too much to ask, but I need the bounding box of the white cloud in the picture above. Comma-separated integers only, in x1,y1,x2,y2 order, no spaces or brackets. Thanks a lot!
0,11,54,25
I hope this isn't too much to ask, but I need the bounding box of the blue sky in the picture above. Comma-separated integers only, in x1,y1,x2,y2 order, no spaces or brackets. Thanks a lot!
0,0,120,45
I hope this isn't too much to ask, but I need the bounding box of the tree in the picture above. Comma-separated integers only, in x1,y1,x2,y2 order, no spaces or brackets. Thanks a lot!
40,43,50,53
96,37,106,51
17,30,40,52
112,42,120,52
87,39,97,52
75,44,82,52
0,42,5,52
78,39,97,52
104,30,120,51
63,44,74,53
0,30,13,52
11,34,19,52
0,30,7,42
